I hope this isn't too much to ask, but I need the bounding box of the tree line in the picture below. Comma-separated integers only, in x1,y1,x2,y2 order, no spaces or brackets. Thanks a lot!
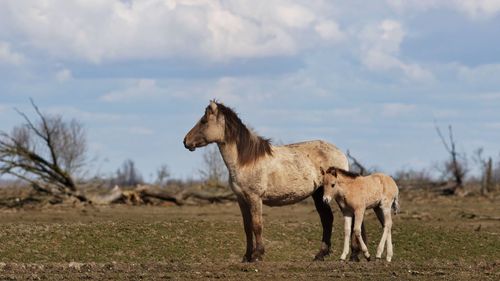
0,101,498,206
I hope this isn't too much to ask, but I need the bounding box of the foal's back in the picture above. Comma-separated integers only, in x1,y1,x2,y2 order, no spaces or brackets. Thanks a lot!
347,173,398,209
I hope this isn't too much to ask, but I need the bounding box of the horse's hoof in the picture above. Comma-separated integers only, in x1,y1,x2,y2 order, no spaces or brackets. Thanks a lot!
250,256,262,262
313,255,324,261
250,253,263,262
349,255,360,262
313,249,330,261
241,255,252,263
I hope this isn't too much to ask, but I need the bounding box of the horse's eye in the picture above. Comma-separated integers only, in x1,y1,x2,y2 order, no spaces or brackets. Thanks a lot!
331,184,335,187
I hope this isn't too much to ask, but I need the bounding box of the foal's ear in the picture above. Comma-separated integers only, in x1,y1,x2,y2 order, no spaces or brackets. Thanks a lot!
332,169,337,177
320,166,325,175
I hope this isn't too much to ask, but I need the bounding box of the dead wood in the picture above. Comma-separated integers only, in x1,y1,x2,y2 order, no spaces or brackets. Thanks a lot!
89,184,236,206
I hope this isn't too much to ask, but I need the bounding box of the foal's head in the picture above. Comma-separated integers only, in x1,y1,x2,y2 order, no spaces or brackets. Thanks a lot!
321,166,340,189
321,166,360,188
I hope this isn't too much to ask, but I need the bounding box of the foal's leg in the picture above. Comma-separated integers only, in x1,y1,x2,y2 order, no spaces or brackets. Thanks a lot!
237,197,254,262
340,214,352,261
350,219,367,261
312,186,333,261
374,207,387,260
384,209,394,262
248,197,265,262
353,209,370,260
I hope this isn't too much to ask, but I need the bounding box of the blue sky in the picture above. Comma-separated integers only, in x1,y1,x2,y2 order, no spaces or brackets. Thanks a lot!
1,0,499,181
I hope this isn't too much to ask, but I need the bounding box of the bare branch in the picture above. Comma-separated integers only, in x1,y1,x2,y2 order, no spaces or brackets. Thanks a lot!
346,150,367,176
0,99,87,201
434,122,467,195
434,121,451,153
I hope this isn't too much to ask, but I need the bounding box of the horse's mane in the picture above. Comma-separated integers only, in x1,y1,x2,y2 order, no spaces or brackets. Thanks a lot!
213,102,272,166
326,167,360,179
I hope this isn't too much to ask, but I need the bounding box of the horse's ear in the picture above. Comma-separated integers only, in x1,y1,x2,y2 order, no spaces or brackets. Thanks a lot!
320,166,325,175
208,100,218,115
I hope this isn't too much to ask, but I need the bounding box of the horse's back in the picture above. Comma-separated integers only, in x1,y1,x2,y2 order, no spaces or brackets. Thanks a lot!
284,140,348,171
371,173,398,198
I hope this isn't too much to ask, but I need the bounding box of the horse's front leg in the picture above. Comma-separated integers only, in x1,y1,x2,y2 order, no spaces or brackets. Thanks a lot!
312,186,333,261
237,197,254,262
340,214,352,261
350,220,367,261
353,209,370,261
248,196,265,262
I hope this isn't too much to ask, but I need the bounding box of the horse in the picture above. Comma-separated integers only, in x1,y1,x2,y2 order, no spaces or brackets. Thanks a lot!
321,166,400,262
183,100,366,262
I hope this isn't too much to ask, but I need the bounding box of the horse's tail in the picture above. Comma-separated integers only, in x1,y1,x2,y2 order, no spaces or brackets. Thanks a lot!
392,190,400,215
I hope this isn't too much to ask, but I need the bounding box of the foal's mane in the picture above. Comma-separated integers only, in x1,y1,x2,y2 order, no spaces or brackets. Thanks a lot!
212,102,272,166
326,167,360,179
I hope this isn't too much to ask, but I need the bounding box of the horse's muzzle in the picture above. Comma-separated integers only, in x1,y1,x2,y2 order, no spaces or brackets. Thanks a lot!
183,137,196,151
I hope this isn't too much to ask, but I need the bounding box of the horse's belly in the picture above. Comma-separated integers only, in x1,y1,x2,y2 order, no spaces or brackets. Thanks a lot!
262,194,310,206
261,183,316,206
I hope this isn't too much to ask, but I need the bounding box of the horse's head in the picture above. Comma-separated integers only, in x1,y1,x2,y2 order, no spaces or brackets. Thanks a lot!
183,100,225,151
320,166,339,188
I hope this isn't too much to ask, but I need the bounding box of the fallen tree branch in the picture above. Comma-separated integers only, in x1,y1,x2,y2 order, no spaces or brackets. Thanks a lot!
89,184,236,206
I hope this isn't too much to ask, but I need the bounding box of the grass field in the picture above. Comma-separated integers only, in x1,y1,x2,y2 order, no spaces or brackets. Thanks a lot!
0,190,498,280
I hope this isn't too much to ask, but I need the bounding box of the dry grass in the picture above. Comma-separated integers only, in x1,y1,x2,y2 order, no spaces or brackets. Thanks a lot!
0,189,498,280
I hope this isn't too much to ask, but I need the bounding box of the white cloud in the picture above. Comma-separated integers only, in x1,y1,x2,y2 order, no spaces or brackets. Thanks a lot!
210,77,242,104
456,63,500,83
100,79,162,102
382,103,416,117
455,0,500,18
275,3,315,28
387,0,500,19
0,41,25,65
314,20,344,42
359,19,433,81
55,68,72,82
45,106,131,123
0,0,344,63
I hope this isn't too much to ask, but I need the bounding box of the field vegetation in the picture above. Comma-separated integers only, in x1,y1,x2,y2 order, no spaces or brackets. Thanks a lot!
0,188,498,280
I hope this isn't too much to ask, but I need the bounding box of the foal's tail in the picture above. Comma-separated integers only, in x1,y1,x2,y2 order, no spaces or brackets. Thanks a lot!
392,191,400,215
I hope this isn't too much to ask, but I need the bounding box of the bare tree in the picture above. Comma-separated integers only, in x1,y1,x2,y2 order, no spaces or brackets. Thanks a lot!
0,99,88,201
494,154,500,188
346,150,368,175
155,164,170,187
199,145,228,188
435,124,468,195
473,148,493,196
113,159,144,187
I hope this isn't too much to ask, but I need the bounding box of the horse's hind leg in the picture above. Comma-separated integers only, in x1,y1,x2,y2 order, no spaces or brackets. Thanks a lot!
384,209,394,262
312,186,333,261
374,207,388,259
237,197,254,262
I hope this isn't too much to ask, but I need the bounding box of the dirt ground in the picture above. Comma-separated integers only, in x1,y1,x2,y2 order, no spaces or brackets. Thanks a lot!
0,189,498,280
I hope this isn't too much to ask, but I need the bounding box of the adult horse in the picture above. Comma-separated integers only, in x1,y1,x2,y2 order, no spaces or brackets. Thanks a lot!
183,100,365,262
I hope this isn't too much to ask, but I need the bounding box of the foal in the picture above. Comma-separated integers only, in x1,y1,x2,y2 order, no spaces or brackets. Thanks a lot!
321,167,400,262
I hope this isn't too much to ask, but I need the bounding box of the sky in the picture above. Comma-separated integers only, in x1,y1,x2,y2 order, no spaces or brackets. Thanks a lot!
1,0,500,181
